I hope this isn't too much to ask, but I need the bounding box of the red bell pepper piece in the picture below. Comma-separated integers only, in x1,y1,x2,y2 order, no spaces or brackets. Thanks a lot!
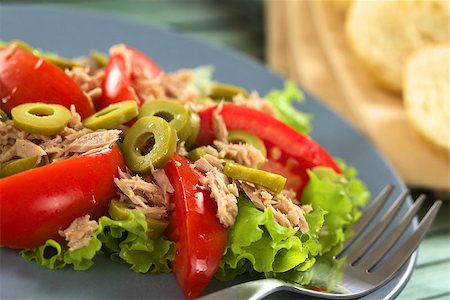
0,146,124,249
196,104,341,197
0,45,95,119
97,44,163,110
164,154,228,299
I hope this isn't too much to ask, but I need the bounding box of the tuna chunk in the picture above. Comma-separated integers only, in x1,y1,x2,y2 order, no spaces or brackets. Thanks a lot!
214,141,266,168
232,92,278,117
194,157,238,227
59,215,98,251
114,169,170,220
239,181,309,233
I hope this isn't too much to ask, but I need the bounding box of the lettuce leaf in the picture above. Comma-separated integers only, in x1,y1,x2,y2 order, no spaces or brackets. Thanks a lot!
265,80,312,135
216,161,370,289
20,209,175,273
215,195,326,283
301,164,370,253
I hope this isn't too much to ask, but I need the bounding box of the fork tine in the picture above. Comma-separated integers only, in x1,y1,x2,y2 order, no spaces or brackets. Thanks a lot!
373,200,442,277
344,190,409,264
337,185,394,258
357,194,426,270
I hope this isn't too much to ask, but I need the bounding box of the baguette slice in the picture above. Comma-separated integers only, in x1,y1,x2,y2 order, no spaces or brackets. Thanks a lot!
346,0,450,92
404,44,450,154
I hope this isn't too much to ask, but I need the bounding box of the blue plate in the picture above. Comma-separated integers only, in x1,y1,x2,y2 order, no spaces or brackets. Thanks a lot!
0,5,415,299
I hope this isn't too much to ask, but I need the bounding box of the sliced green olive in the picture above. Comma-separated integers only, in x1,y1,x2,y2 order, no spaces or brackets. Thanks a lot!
108,199,131,221
147,218,169,240
138,99,191,142
7,40,79,69
0,156,39,178
90,50,109,67
227,130,267,158
223,161,286,194
122,116,177,174
184,112,200,149
207,82,249,101
41,53,81,69
11,103,71,135
83,100,138,130
186,146,208,162
0,108,9,122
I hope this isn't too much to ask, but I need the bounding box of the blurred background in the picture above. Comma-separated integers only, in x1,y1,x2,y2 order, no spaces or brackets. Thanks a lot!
1,0,449,299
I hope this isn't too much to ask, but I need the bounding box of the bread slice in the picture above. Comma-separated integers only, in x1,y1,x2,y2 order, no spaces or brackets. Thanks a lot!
346,0,450,92
403,44,450,154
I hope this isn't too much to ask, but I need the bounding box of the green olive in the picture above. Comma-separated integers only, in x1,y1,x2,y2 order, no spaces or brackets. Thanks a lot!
207,82,249,101
122,116,177,174
42,53,81,69
184,112,200,149
138,99,191,142
83,100,138,130
227,130,267,158
186,146,208,162
90,50,109,67
0,108,9,122
11,103,71,135
108,199,132,221
0,156,39,178
147,218,169,240
223,161,286,194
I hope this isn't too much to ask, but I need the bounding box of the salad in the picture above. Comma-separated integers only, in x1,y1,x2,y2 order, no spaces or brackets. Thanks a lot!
0,41,370,299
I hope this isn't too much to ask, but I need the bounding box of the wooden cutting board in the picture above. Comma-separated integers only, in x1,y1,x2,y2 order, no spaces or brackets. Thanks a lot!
266,0,449,191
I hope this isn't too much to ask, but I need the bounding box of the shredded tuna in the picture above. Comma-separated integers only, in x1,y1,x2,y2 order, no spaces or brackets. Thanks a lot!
212,103,228,142
59,215,98,251
152,168,175,203
15,139,46,160
193,153,223,173
214,141,266,168
176,141,189,156
69,105,84,130
200,167,238,227
232,92,278,117
114,169,170,220
239,181,309,233
0,107,120,167
64,129,121,154
65,66,104,102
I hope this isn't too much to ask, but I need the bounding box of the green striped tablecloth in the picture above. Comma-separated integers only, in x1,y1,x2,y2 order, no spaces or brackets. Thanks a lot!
3,1,449,299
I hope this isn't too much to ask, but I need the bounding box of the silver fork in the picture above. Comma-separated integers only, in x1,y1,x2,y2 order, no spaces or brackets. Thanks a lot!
201,185,442,299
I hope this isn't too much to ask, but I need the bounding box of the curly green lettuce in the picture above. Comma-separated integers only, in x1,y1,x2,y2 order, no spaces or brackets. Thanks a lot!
216,161,369,288
20,209,175,273
215,195,326,282
265,80,312,135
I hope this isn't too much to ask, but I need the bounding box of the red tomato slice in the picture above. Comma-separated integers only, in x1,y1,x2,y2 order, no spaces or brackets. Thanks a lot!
0,45,95,119
97,44,163,110
164,154,228,299
0,146,124,249
196,104,341,197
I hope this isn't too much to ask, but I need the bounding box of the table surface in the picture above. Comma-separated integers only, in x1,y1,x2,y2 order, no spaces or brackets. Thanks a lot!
3,1,449,299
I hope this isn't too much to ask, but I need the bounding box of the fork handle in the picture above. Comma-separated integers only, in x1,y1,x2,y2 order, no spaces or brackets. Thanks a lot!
201,279,285,300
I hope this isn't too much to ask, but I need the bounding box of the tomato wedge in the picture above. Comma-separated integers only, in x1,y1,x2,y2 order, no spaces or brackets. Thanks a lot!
97,44,163,110
196,104,341,197
164,154,228,299
0,45,95,119
0,146,124,249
